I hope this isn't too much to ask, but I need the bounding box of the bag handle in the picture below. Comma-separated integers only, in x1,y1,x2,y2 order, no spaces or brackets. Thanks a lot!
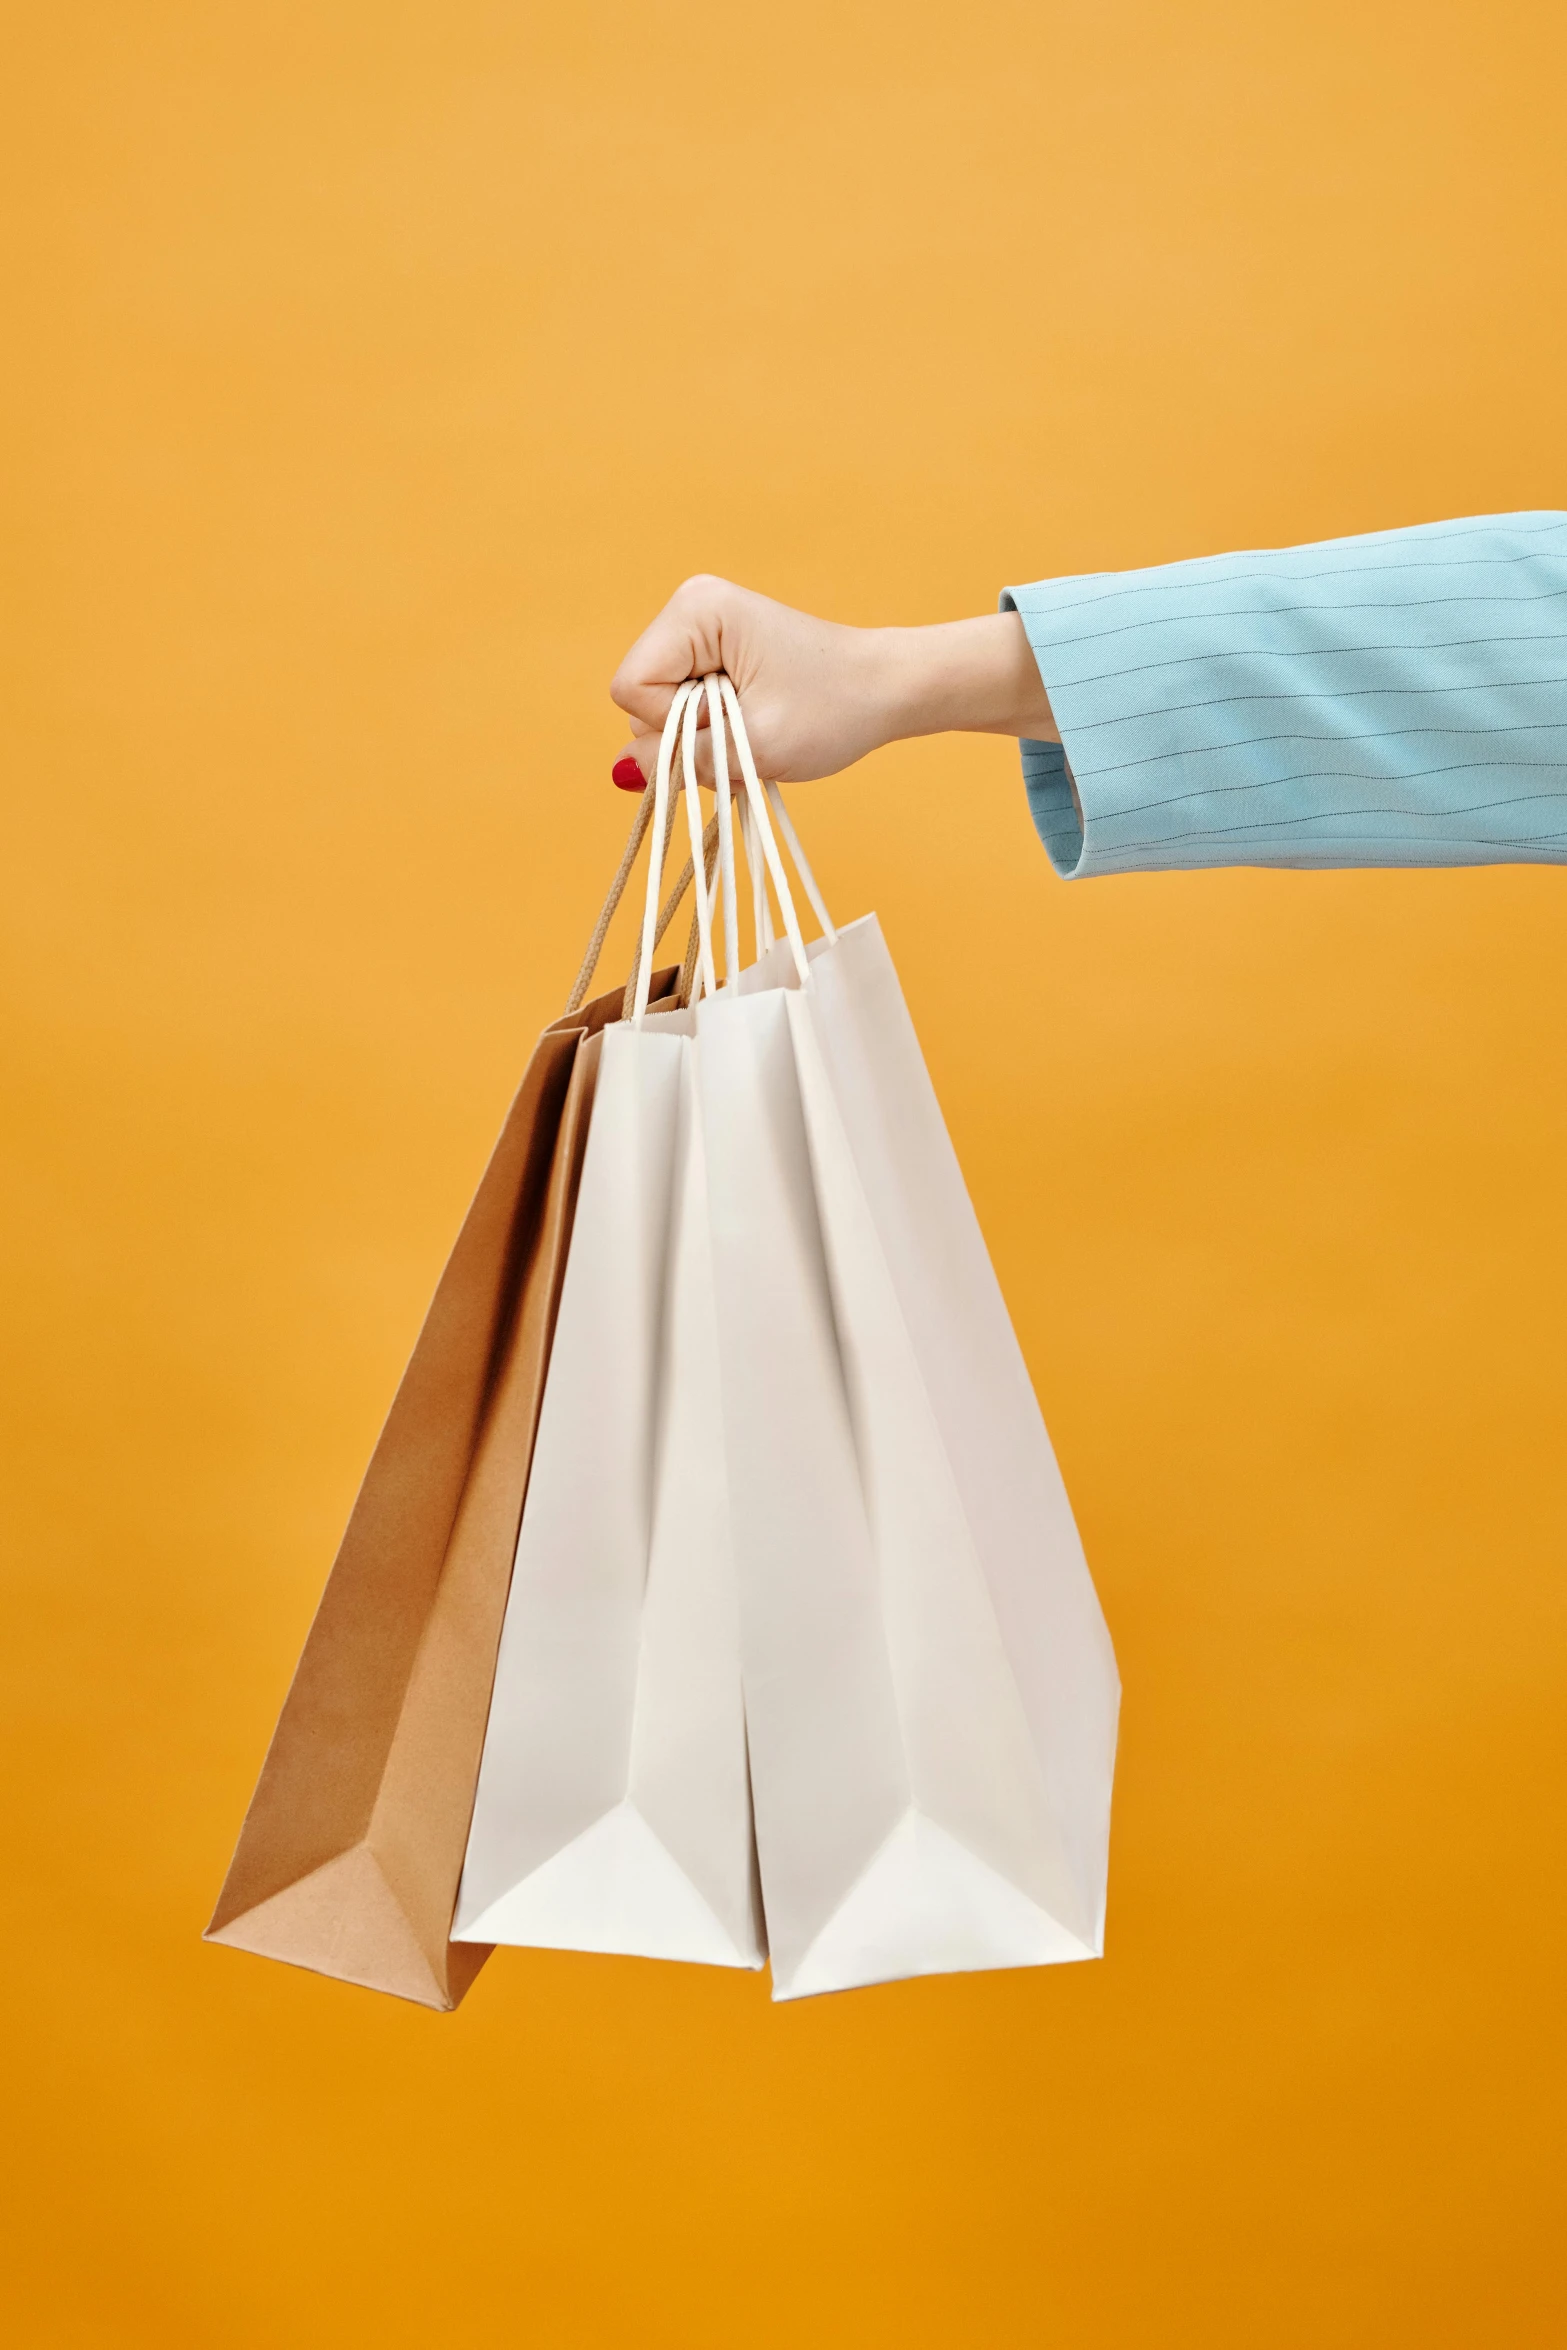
763,780,836,947
702,673,742,987
625,672,836,1022
680,684,720,1003
627,680,732,1020
643,807,720,1018
675,811,721,1010
630,682,697,1023
674,681,746,1010
566,706,718,1018
740,793,774,952
718,676,812,987
564,786,656,1016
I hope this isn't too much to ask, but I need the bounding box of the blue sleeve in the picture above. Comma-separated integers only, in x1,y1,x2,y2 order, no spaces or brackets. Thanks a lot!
1002,511,1567,877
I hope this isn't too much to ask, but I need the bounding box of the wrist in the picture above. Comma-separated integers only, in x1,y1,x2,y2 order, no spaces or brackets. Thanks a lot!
862,614,1057,748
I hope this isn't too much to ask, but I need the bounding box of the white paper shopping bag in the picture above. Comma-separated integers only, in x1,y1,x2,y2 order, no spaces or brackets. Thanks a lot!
453,685,763,1969
699,681,1119,1999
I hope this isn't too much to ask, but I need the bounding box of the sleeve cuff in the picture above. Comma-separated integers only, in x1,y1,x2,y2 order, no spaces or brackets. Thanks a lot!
1001,587,1085,877
1016,737,1086,877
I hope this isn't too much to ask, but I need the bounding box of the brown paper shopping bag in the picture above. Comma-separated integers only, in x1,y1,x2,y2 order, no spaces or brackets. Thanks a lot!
206,794,706,2009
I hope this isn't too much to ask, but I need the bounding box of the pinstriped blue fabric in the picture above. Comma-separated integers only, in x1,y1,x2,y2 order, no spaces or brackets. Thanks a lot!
1003,512,1567,878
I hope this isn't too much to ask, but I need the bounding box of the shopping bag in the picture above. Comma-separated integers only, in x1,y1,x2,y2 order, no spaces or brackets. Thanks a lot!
698,680,1120,1999
455,680,764,1969
205,800,684,2008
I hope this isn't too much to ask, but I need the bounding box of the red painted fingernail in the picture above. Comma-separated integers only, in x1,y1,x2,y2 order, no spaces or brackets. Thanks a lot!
612,757,647,792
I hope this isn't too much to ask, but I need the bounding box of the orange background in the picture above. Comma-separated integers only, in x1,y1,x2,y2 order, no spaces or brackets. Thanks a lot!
4,4,1565,2343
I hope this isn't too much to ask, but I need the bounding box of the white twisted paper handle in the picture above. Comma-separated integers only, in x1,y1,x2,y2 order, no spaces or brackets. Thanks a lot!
631,675,835,1024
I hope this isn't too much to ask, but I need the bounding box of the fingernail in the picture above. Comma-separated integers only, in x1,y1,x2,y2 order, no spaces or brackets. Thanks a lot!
612,757,646,792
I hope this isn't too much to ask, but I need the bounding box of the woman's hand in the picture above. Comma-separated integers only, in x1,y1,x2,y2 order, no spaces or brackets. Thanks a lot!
609,576,1057,788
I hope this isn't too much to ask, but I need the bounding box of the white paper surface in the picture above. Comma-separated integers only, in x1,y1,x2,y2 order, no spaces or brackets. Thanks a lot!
454,1013,764,1968
698,915,1118,1998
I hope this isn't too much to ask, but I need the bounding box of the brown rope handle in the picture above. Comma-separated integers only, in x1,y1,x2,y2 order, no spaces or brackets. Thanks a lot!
564,787,653,1014
562,783,722,1020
